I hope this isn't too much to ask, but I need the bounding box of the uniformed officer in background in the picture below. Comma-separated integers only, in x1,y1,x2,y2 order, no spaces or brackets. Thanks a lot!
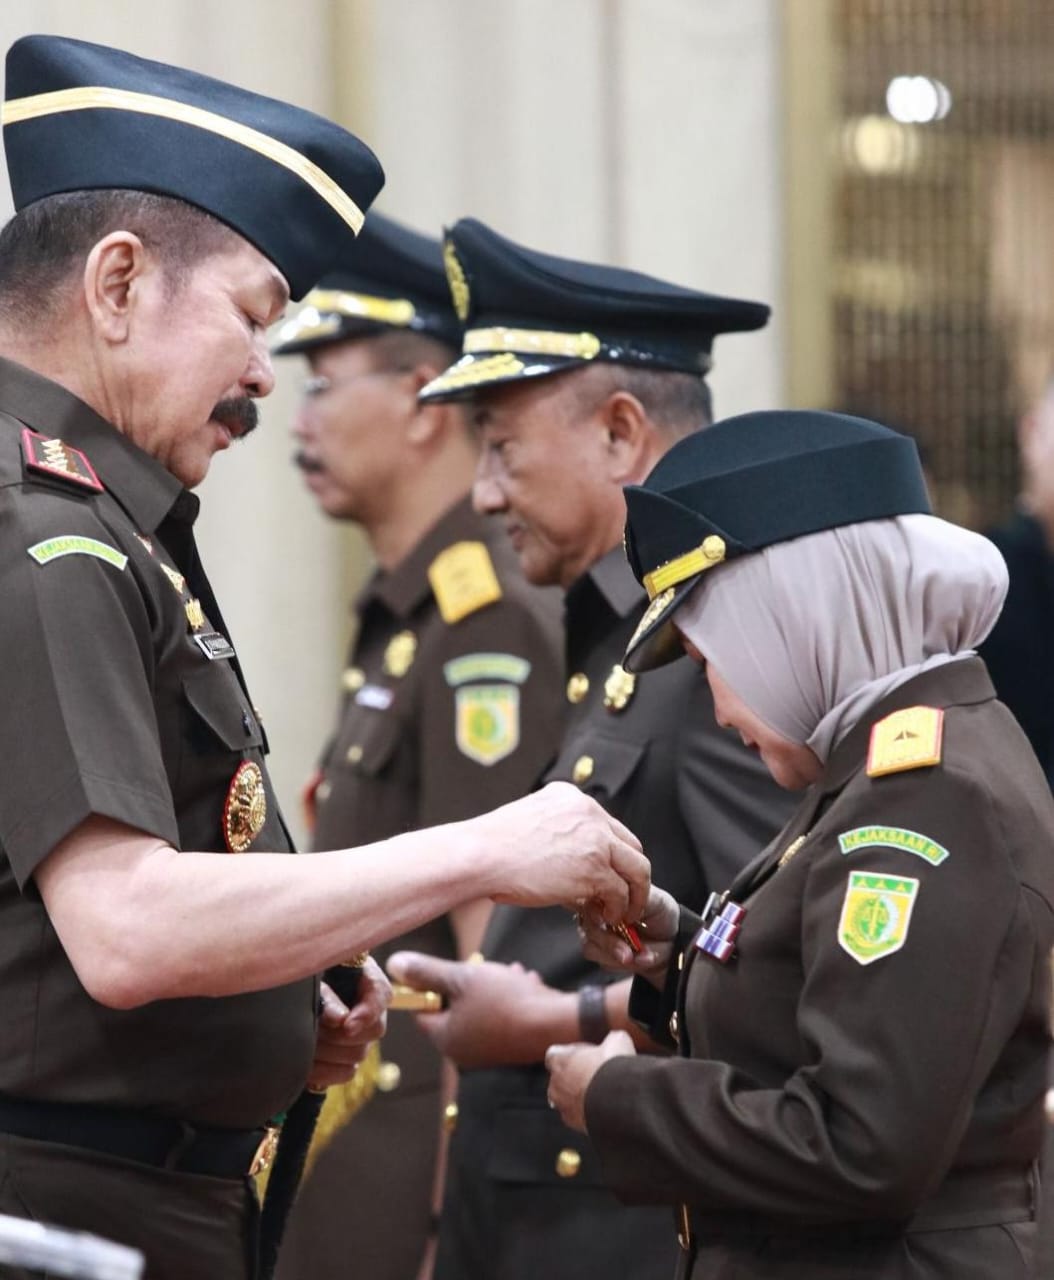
391,219,796,1279
273,213,564,1280
0,38,650,1280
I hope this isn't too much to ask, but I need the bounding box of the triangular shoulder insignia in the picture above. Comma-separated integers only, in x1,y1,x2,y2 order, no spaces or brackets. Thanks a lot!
867,705,944,778
428,540,503,624
21,427,103,493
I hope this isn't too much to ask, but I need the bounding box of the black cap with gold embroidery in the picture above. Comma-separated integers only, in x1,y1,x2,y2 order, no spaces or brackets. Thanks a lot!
622,410,932,673
2,35,385,299
271,212,460,355
418,217,770,402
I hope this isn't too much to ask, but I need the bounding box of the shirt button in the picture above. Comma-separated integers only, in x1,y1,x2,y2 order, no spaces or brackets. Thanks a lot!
555,1148,582,1178
572,755,595,786
242,711,253,735
376,1061,401,1092
346,744,364,765
669,1011,680,1043
443,1103,459,1134
566,673,589,704
342,667,365,693
316,780,332,804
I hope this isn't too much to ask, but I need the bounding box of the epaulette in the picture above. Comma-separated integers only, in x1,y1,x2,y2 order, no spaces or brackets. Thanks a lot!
428,540,503,624
866,705,944,778
21,427,103,493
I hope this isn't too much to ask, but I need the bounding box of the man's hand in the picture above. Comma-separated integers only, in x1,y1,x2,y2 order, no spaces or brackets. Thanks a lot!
544,1032,636,1133
578,885,680,989
387,951,576,1070
476,782,650,923
307,958,392,1091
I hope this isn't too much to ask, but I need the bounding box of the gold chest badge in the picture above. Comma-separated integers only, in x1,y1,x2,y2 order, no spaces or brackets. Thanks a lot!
383,631,417,678
603,664,636,713
224,760,268,852
866,706,944,777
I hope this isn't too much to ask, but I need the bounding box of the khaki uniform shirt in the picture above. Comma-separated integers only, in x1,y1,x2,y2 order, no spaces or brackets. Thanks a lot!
588,659,1054,1280
0,357,314,1131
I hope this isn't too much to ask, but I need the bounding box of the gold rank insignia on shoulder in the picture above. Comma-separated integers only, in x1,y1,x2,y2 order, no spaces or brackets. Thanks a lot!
20,427,104,493
603,664,636,713
384,630,417,677
428,541,503,624
185,598,206,631
224,760,267,852
866,705,944,778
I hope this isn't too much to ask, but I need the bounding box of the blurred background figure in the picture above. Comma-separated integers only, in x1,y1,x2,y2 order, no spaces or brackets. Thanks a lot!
980,377,1054,787
273,214,564,1280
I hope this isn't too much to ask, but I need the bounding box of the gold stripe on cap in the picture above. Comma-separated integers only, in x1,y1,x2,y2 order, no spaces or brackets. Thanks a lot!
643,535,726,599
3,86,365,234
464,326,601,361
305,289,417,327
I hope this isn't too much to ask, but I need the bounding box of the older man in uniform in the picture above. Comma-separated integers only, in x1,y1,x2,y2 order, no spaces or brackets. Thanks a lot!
391,220,795,1279
271,214,563,1280
0,40,648,1280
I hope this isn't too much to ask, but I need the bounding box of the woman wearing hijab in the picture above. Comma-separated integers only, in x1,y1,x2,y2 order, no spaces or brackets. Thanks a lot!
545,410,1054,1280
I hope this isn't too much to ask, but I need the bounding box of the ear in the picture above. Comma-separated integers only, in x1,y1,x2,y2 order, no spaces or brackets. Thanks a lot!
596,390,657,483
405,361,449,446
82,231,151,344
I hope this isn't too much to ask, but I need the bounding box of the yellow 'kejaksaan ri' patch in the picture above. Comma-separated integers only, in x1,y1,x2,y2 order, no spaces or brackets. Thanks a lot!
867,706,944,777
455,684,520,765
428,541,502,624
838,870,920,965
838,825,949,866
27,535,127,571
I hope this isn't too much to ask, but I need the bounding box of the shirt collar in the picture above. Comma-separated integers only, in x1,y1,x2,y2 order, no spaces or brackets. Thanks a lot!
0,356,190,532
567,544,644,622
360,494,482,620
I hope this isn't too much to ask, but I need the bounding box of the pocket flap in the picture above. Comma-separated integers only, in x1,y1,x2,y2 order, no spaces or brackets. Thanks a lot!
545,734,646,799
487,1105,605,1186
182,667,263,751
338,711,403,779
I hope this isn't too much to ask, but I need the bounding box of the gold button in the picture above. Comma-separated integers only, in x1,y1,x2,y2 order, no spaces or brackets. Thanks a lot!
669,1011,679,1043
342,667,365,693
566,673,589,704
677,951,685,971
555,1148,582,1178
702,535,726,562
316,780,332,804
466,951,485,965
346,744,364,765
572,755,595,786
376,1061,401,1092
443,1102,459,1133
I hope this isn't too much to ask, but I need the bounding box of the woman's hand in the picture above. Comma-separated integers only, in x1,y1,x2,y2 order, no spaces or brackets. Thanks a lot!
545,1032,636,1132
578,885,680,989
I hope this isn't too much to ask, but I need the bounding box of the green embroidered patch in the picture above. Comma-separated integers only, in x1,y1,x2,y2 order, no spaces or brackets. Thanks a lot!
444,653,531,687
27,535,127,571
838,871,920,965
838,825,949,866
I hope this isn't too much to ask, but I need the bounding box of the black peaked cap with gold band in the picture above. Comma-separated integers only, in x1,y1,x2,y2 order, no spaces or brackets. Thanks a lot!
2,35,385,300
418,217,770,403
621,410,932,674
271,212,460,356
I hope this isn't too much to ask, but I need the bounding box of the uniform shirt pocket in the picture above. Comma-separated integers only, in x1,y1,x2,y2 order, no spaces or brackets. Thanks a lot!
181,666,263,753
487,1105,606,1188
545,733,646,802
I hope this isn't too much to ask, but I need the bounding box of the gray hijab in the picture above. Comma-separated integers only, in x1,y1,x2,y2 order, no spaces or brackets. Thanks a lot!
674,514,1009,763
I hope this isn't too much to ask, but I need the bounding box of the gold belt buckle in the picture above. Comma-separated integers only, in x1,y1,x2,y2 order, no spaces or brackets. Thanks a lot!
249,1124,280,1177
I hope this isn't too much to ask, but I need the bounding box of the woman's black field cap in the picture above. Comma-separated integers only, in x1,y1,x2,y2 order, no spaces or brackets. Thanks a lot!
2,34,385,299
622,409,932,673
419,217,769,402
272,212,461,355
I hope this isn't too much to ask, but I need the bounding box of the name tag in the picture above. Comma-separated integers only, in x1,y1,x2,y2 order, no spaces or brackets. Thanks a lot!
194,631,236,661
356,683,394,710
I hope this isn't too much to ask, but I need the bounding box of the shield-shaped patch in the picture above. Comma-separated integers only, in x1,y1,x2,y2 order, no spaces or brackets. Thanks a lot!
837,870,919,965
455,683,520,766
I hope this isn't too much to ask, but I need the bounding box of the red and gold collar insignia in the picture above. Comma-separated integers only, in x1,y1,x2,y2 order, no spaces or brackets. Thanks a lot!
21,427,103,493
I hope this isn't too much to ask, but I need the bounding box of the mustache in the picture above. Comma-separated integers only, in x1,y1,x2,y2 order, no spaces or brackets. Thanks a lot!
212,397,259,439
292,450,324,474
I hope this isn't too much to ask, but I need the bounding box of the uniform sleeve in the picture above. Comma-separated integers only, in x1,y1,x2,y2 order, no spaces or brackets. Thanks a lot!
586,763,1041,1223
0,489,179,886
416,595,563,827
675,674,796,892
